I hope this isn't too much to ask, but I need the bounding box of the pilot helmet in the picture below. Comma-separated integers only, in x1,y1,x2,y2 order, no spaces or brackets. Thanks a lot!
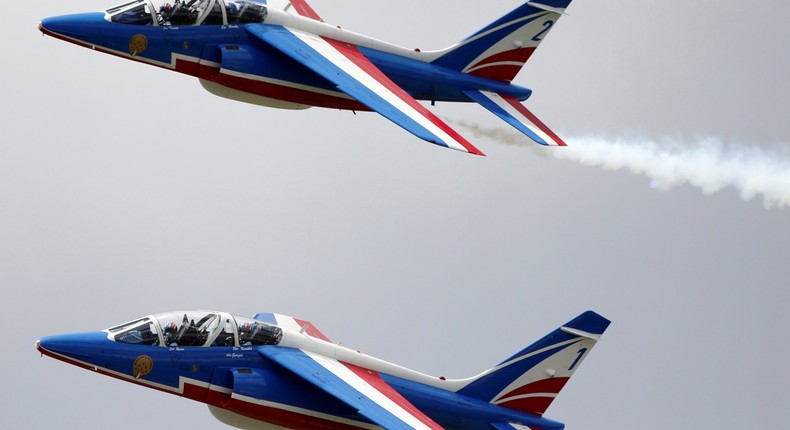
163,322,177,333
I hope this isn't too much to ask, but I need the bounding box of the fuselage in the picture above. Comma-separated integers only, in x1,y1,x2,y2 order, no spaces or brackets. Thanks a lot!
38,2,532,112
37,310,564,430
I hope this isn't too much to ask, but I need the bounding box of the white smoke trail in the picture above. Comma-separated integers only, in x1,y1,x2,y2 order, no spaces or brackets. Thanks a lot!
456,121,790,209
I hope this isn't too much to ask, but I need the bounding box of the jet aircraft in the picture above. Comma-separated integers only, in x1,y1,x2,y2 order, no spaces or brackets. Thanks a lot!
39,1,578,156
37,310,609,429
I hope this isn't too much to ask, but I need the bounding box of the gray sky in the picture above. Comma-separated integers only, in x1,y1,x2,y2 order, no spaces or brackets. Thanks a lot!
3,0,790,428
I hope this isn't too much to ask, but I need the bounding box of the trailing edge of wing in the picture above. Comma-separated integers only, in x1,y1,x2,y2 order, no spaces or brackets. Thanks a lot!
246,24,484,155
259,346,443,430
464,90,566,147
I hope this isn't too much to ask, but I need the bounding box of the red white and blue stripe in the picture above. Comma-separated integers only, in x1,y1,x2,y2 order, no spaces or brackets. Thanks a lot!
465,90,567,146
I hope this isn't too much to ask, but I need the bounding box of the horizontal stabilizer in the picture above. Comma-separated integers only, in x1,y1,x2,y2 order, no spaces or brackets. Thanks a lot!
491,423,541,430
465,90,566,146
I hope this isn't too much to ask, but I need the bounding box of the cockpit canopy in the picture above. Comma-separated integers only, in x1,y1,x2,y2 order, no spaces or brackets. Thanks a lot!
107,311,282,347
106,0,268,26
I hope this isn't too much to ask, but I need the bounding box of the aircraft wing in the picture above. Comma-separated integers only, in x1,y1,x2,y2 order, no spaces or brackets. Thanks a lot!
259,346,444,429
464,90,566,146
246,24,484,155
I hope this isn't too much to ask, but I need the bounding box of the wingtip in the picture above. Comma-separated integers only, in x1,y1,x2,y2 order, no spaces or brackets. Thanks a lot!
468,147,487,157
455,140,486,156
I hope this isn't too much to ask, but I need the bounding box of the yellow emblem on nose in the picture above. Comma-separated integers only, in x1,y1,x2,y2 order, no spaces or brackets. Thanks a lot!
129,34,148,56
133,355,154,379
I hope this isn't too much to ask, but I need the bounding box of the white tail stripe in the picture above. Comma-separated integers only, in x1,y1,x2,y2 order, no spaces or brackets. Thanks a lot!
457,11,548,49
493,392,558,404
465,61,527,74
561,326,602,340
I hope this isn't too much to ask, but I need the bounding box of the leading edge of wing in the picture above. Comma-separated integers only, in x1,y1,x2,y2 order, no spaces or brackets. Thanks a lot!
259,347,443,430
246,24,484,156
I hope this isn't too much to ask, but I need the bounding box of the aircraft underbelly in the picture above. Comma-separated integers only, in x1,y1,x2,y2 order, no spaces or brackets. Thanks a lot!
214,366,372,430
194,38,475,110
197,42,368,111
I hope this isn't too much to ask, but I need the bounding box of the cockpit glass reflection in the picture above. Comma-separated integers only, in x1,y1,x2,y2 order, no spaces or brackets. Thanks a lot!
104,0,268,26
106,311,282,347
111,317,161,345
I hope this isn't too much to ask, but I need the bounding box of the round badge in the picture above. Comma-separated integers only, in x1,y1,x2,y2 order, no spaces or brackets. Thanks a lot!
132,355,154,379
129,34,148,56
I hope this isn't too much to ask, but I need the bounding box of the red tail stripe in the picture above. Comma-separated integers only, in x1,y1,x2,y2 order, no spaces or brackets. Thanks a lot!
498,377,570,401
468,48,536,71
469,65,524,83
498,396,554,416
467,48,536,82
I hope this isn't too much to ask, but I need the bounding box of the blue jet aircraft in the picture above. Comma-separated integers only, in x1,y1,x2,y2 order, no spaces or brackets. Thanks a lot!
37,310,610,429
39,0,578,156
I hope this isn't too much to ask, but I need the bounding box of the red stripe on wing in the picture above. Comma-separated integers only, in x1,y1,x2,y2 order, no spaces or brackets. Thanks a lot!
502,95,567,146
342,362,444,430
322,38,484,156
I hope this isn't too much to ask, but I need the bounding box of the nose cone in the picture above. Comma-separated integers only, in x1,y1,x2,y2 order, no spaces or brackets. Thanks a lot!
37,332,109,366
39,12,107,43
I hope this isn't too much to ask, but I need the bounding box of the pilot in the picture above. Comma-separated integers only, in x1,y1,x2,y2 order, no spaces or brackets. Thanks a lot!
158,3,173,25
225,1,242,24
238,322,254,346
163,321,178,346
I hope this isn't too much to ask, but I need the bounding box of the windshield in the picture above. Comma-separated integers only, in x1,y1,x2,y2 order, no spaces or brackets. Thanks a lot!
108,317,161,345
107,311,282,347
105,0,268,26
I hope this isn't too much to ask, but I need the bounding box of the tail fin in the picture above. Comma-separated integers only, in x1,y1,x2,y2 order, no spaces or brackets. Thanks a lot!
431,1,572,82
456,311,610,416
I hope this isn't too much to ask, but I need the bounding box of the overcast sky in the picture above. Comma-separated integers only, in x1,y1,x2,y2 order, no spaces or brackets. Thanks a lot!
3,1,790,429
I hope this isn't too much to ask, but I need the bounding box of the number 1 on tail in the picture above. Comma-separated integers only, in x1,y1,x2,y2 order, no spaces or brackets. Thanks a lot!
569,348,588,371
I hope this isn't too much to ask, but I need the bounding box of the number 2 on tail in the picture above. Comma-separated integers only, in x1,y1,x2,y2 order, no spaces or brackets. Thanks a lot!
532,20,554,42
569,348,588,371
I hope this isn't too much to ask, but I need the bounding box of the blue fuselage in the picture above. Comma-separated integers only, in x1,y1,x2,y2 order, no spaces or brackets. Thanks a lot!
37,331,564,430
39,12,532,111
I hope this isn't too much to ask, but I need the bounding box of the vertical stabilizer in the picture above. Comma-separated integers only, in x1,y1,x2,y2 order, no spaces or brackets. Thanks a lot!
456,311,610,416
431,1,573,82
